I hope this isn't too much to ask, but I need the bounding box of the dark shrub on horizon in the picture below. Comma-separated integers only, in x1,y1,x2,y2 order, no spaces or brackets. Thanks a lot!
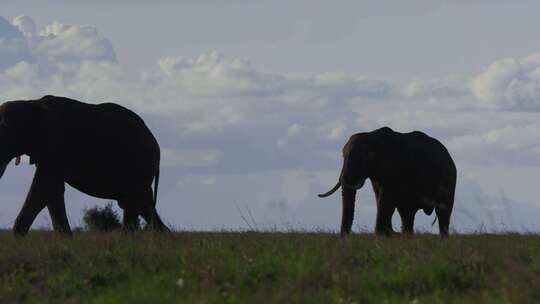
82,203,122,232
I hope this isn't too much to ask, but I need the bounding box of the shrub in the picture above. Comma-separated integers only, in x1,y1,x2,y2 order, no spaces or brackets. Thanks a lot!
82,203,122,232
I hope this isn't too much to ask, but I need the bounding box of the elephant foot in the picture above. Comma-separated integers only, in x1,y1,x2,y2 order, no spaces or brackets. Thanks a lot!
55,229,73,238
398,232,414,239
121,224,138,234
400,228,414,236
13,219,30,237
13,229,27,238
375,226,394,237
340,231,351,238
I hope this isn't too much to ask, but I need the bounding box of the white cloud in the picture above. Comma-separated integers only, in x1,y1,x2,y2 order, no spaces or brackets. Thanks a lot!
402,75,471,100
451,124,540,152
0,16,33,70
471,53,540,111
35,21,116,63
161,148,221,167
0,15,116,73
400,53,540,112
12,15,37,36
156,51,274,97
447,124,540,166
156,51,391,102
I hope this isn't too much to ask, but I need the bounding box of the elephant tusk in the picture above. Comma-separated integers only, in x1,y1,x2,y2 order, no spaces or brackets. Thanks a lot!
15,156,21,166
318,181,341,198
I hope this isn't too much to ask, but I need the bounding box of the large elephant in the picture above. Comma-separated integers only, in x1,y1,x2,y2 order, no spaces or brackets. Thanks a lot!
0,95,169,235
318,127,456,237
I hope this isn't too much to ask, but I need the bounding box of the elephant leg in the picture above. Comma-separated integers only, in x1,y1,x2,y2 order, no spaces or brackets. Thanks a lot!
141,206,169,232
398,208,416,235
138,188,169,232
118,188,169,232
122,206,140,232
372,183,381,201
375,199,395,236
14,166,66,236
14,187,47,236
436,207,451,237
47,197,72,235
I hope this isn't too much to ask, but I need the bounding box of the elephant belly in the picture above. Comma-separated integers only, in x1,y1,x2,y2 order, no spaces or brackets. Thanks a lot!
392,181,446,210
64,159,155,200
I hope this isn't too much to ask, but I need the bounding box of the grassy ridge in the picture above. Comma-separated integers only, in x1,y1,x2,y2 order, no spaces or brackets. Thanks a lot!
0,232,539,303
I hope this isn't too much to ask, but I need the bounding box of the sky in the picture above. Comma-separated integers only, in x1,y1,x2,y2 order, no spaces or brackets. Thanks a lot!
0,1,540,233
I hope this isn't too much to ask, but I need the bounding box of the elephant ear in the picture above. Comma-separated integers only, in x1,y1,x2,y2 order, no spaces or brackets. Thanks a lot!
366,147,376,161
362,134,382,164
8,101,49,161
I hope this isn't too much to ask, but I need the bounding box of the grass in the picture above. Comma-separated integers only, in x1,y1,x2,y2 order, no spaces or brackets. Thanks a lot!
0,231,540,303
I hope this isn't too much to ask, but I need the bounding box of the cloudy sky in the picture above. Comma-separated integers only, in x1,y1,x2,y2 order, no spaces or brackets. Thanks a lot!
1,1,540,233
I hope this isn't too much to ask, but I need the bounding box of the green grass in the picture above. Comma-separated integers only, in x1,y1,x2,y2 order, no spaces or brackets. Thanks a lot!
0,231,539,303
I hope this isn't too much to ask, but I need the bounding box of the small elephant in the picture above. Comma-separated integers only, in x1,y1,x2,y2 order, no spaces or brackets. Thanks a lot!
318,127,456,237
0,95,169,235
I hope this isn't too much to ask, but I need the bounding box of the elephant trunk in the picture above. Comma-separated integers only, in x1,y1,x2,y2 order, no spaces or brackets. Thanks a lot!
340,187,356,236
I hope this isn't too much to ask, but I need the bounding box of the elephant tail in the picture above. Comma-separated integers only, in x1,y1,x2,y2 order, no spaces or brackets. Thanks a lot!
153,167,160,206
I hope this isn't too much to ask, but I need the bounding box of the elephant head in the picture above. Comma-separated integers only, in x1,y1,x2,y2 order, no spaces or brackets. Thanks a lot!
318,133,375,235
0,101,44,177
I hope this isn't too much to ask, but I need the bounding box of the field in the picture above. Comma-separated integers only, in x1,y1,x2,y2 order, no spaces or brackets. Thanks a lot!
0,231,540,303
